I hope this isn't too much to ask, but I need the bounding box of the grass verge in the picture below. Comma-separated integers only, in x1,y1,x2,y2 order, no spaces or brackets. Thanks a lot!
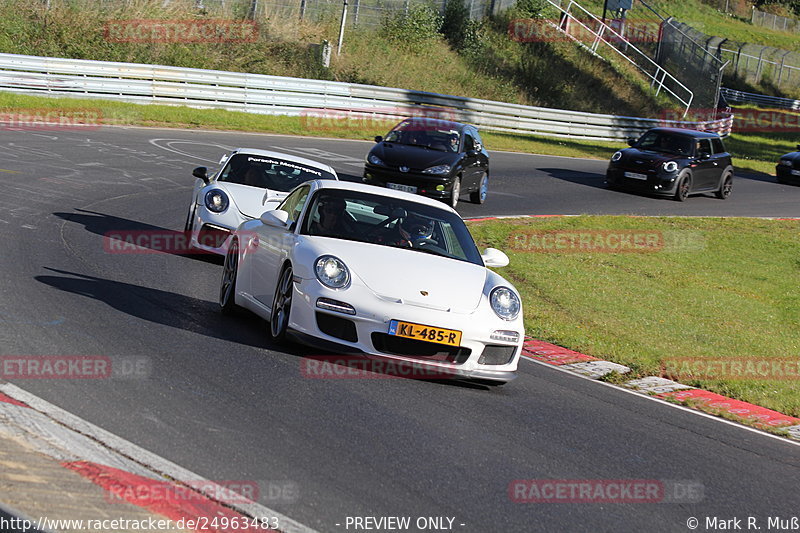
467,215,800,416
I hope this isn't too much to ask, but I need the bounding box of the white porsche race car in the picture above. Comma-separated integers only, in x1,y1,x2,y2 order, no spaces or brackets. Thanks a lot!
219,180,524,384
184,148,338,254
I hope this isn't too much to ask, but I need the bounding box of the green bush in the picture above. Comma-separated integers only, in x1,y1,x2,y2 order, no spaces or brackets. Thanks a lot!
381,3,443,53
513,0,549,18
440,0,486,58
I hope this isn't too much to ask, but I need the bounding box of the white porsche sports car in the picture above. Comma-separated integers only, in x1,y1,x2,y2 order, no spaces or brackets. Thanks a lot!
184,148,338,254
219,180,524,384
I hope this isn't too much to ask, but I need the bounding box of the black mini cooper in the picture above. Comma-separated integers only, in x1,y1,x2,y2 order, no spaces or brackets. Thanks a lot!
776,145,800,185
363,118,489,208
606,127,734,201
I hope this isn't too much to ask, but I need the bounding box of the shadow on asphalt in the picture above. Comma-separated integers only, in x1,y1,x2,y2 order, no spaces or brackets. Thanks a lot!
53,209,223,265
35,267,271,350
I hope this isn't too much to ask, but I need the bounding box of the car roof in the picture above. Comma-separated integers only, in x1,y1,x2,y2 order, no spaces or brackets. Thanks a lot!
310,180,459,214
646,127,721,139
396,117,469,132
229,148,337,175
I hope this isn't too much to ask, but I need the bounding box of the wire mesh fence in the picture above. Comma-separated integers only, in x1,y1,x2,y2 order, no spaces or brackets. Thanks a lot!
31,0,511,27
660,19,800,94
751,8,799,33
657,19,727,110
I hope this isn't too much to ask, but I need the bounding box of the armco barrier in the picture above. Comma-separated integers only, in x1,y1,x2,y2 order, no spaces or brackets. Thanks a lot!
0,53,733,141
721,87,800,111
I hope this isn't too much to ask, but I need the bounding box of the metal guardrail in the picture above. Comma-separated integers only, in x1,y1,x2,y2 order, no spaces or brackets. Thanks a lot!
721,87,800,111
0,53,733,141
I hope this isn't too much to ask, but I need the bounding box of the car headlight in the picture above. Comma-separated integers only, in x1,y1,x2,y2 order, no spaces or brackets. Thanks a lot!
368,154,385,166
204,189,229,213
315,255,350,289
490,287,520,321
611,151,623,162
662,161,678,173
779,159,792,167
422,164,452,175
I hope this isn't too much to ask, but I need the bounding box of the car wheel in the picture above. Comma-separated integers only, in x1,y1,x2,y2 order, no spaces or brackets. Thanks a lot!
716,172,733,199
449,177,461,209
219,239,240,314
270,264,294,342
674,172,691,202
470,173,488,204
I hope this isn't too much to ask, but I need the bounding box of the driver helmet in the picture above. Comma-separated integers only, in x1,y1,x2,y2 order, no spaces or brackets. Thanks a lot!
399,213,434,245
448,133,460,151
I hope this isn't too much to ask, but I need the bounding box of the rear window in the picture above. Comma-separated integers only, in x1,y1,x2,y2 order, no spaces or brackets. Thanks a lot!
711,137,726,154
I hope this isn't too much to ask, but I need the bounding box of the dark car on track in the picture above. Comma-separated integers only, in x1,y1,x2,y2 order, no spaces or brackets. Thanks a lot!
776,145,800,184
606,127,734,201
363,117,489,208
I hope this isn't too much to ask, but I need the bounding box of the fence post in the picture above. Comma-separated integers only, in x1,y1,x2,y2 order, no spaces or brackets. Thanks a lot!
337,0,348,56
299,0,306,20
353,0,359,27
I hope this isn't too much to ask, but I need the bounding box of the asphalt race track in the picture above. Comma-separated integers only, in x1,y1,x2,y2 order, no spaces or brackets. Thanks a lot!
1,125,799,532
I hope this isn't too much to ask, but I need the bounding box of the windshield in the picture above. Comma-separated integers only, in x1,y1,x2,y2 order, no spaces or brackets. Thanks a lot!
636,132,694,156
300,189,483,265
384,122,461,153
217,153,336,191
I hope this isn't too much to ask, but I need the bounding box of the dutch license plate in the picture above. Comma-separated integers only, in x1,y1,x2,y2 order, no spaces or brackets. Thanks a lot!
791,170,800,176
387,182,417,193
388,320,462,347
624,171,647,180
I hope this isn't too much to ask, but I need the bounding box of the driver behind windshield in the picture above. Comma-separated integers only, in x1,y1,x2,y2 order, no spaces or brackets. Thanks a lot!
377,213,435,248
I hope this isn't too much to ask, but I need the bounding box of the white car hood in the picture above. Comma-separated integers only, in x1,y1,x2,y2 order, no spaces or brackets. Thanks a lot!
215,182,288,219
320,239,487,313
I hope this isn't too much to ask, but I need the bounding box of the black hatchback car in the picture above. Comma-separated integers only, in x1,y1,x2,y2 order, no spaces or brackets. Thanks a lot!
363,118,489,208
606,127,734,201
776,145,800,184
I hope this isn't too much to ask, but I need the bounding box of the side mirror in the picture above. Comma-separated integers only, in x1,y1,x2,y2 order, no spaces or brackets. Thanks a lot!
193,166,210,185
627,138,637,147
374,135,383,143
474,142,483,152
481,247,509,268
259,209,290,228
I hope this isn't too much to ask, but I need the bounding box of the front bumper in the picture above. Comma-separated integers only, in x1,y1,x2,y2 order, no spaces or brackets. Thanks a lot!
776,165,800,183
190,205,249,255
606,165,680,197
363,165,455,201
287,277,523,383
